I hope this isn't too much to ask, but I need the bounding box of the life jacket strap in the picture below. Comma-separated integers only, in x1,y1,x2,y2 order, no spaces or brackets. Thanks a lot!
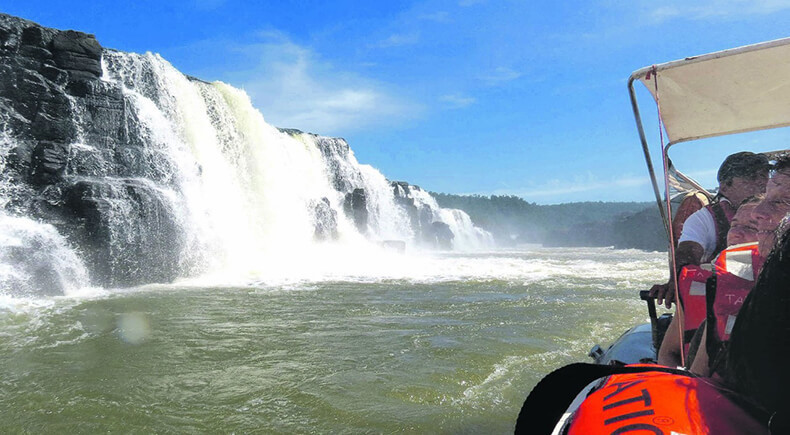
710,200,733,257
705,273,724,364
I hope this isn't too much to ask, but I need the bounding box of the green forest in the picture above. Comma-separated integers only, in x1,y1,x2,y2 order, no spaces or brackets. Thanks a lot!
432,193,668,251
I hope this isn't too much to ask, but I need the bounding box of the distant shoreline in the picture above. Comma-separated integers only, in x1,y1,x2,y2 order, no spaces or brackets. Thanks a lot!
432,193,667,251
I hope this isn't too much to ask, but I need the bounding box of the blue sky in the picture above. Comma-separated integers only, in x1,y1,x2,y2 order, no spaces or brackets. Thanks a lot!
5,1,790,203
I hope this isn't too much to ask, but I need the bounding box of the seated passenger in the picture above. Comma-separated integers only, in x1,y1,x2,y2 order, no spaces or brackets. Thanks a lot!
671,190,709,247
726,195,762,246
656,196,760,368
651,152,769,308
753,156,790,265
720,227,790,427
691,157,790,375
516,224,790,435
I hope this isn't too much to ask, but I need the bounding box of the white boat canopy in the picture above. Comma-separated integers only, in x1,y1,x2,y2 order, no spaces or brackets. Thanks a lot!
628,37,790,232
629,38,790,368
630,37,790,145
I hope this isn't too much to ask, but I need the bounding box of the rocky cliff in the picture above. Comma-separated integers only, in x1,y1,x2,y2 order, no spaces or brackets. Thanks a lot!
0,14,490,293
1,14,185,287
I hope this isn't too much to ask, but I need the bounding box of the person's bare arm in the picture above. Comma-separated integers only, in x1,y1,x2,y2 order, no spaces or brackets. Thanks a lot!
651,241,705,308
675,241,704,268
657,315,682,367
689,325,710,376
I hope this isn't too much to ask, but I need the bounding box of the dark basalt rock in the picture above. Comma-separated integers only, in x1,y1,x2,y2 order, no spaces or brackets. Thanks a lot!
18,44,52,62
30,140,70,184
64,179,183,287
50,30,102,80
20,25,48,46
0,13,183,289
429,221,454,250
1,12,469,292
39,63,68,84
344,188,368,234
31,108,77,143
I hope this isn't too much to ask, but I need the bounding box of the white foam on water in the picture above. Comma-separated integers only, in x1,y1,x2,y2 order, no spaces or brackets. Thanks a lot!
161,246,667,290
1,49,659,304
0,214,92,298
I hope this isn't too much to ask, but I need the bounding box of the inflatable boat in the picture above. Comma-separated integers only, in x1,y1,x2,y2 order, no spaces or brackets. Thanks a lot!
517,36,790,433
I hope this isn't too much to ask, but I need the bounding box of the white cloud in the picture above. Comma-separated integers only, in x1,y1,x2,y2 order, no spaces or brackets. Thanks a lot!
221,36,421,135
440,93,476,108
649,6,681,21
375,32,420,48
481,67,522,85
418,11,450,22
644,0,790,22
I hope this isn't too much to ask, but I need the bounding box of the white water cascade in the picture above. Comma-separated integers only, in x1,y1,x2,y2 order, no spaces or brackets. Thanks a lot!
0,48,492,294
103,52,490,278
0,119,90,297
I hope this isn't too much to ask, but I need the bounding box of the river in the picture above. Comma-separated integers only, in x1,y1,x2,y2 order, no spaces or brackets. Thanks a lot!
0,246,666,433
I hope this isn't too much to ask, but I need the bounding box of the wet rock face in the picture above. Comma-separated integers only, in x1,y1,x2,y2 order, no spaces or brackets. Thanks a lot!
51,30,102,80
344,188,368,234
1,14,472,291
311,197,339,241
280,130,459,249
64,179,183,286
429,221,454,249
0,13,183,288
313,135,356,192
391,180,453,246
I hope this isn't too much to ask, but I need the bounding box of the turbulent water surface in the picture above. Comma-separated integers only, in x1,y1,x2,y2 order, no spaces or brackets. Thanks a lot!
0,23,666,433
0,247,666,433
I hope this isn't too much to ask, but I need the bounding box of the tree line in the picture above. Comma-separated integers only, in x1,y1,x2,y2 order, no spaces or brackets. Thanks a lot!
431,193,667,251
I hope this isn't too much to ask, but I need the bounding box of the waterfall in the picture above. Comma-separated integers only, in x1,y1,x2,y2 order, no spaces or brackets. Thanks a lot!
0,18,492,295
0,214,90,297
0,118,89,296
101,51,491,259
403,184,495,251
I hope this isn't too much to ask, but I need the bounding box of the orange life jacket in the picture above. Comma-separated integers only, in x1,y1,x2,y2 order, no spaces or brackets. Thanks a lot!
709,243,760,343
564,365,768,435
677,265,711,355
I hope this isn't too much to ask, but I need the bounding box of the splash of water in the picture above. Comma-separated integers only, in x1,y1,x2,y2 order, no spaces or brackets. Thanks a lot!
0,116,91,297
100,52,491,277
0,214,90,297
0,49,491,297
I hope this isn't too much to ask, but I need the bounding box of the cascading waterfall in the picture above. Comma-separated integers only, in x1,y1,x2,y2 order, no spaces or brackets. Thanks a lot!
406,185,495,251
0,26,492,295
294,129,415,241
0,116,90,297
0,214,90,297
102,52,365,276
101,51,491,261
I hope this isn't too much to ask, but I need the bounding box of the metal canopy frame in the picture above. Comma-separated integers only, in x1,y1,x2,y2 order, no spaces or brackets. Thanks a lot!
629,36,790,244
628,37,790,367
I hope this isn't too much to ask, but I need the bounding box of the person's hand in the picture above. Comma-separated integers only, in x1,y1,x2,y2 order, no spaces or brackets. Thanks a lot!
649,281,675,308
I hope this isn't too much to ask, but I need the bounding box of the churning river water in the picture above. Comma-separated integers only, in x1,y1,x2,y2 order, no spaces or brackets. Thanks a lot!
0,246,666,433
